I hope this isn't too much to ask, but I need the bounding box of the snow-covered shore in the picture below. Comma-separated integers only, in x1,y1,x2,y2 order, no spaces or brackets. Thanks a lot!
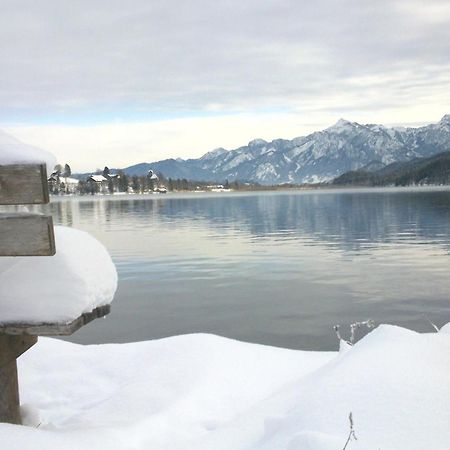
1,325,449,450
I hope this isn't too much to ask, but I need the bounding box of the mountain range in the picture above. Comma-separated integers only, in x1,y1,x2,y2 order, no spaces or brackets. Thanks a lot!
117,115,450,184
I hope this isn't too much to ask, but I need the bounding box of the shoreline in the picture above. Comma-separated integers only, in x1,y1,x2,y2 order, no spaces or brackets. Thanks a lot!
49,183,450,201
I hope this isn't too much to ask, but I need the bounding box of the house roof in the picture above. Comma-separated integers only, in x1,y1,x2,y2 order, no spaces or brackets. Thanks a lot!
89,175,108,182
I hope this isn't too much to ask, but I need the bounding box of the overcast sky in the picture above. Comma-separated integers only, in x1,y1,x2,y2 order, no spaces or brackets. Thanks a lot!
1,0,449,171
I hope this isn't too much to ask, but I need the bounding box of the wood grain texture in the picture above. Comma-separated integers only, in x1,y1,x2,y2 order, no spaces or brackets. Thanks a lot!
0,164,49,205
0,213,56,256
0,305,111,336
0,359,21,424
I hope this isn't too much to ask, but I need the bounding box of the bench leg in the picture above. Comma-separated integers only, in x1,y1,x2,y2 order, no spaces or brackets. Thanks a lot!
0,334,37,425
0,359,21,424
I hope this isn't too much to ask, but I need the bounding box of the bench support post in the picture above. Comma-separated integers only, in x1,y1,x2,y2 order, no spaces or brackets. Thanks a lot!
0,334,37,424
0,359,21,424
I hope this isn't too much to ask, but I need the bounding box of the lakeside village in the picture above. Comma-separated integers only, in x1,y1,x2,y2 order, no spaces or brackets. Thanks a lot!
47,164,239,196
46,163,311,196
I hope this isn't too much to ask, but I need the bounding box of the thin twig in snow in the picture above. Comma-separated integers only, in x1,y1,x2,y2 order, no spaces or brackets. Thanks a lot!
342,412,357,450
334,320,376,346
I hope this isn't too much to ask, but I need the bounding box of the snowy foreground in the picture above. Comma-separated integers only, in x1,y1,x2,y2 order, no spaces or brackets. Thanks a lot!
1,325,450,450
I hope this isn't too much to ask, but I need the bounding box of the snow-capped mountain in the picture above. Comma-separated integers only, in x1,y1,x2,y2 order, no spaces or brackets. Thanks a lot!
127,115,450,184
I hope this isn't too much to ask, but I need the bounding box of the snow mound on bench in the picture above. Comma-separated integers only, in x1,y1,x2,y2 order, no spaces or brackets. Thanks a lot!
0,325,449,449
0,129,56,172
0,226,117,324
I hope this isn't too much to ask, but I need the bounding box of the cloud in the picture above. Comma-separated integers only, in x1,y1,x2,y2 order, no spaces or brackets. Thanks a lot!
0,0,448,117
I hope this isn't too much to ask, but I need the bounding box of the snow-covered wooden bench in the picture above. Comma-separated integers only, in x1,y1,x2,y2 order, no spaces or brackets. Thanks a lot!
0,163,113,425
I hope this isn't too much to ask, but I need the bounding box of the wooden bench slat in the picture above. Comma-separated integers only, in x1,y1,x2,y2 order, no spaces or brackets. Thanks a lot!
0,164,49,205
0,305,111,336
0,213,56,256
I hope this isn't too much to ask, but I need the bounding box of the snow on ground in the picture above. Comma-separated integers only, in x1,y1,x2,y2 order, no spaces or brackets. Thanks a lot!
0,226,117,324
0,129,56,172
1,325,450,449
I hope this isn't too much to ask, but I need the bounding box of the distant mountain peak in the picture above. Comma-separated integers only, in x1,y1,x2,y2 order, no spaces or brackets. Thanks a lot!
327,118,357,132
439,114,450,125
248,138,267,147
200,147,228,160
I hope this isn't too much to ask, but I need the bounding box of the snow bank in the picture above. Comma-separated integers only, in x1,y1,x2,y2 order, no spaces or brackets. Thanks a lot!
0,129,56,172
0,226,117,324
1,325,450,449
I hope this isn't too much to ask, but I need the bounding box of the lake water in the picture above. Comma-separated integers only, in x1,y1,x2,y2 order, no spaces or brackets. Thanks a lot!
49,187,450,350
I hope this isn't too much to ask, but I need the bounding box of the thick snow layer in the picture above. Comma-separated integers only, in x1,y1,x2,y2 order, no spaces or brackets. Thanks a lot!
1,325,450,449
0,129,56,172
0,226,117,324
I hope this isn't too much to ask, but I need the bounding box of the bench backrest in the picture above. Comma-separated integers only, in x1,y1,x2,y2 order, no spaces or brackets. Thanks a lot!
0,164,55,256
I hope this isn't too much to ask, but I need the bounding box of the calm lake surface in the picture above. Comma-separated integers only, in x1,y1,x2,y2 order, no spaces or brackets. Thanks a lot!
49,187,450,350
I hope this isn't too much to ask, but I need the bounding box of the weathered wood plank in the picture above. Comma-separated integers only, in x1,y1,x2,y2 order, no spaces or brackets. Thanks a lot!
0,164,49,205
0,305,111,336
0,213,56,256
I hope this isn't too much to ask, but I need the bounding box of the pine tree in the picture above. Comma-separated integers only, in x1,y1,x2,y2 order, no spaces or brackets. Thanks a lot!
63,164,71,194
131,175,140,193
117,171,129,192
